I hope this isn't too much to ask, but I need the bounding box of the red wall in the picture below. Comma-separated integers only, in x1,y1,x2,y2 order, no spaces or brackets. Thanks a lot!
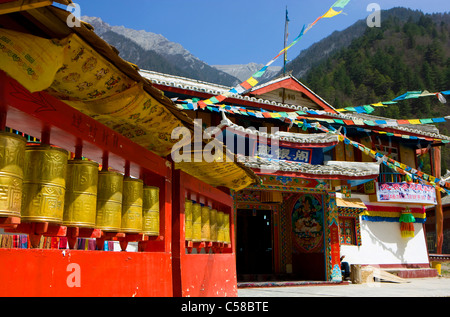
180,253,237,297
0,249,173,297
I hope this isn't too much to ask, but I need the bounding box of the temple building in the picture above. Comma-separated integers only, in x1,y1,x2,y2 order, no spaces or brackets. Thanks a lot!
141,69,449,281
0,1,448,297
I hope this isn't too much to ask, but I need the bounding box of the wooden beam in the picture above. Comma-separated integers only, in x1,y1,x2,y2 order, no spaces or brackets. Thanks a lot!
0,0,52,15
21,5,72,38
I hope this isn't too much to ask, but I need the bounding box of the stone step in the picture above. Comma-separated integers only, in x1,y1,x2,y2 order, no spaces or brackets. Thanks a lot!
383,268,438,279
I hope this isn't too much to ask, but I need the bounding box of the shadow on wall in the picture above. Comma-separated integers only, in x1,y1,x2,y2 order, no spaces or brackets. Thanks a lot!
359,220,424,265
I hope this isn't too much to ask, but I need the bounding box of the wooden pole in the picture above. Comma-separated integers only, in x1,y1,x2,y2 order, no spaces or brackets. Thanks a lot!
283,6,289,76
431,147,443,254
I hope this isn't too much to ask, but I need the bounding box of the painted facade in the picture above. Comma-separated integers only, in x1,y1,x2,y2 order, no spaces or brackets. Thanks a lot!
141,69,449,281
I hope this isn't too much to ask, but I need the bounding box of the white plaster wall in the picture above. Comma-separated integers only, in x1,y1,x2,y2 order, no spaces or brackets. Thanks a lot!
341,219,430,266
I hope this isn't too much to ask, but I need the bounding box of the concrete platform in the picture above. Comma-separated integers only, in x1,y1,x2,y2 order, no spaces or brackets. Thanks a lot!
238,280,349,289
238,277,450,297
384,268,438,279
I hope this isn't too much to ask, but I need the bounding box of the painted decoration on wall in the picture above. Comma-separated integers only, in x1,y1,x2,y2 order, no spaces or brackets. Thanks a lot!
291,194,323,253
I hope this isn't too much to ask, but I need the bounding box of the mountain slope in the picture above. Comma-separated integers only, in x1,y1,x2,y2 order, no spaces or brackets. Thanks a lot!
213,63,282,83
81,16,240,86
293,8,450,171
284,8,429,80
295,8,450,120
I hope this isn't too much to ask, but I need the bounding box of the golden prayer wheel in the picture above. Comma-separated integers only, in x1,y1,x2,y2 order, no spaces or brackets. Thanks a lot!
96,171,123,232
142,186,160,236
21,145,68,223
223,213,231,244
217,211,224,243
0,132,26,218
201,205,211,242
184,199,193,241
210,208,217,242
121,177,143,233
192,203,202,242
63,160,99,228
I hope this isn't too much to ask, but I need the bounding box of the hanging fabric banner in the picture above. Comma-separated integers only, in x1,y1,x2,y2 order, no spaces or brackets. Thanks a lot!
399,207,416,239
375,182,437,205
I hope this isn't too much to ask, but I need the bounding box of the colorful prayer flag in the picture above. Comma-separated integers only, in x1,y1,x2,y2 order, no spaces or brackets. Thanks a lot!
332,0,351,8
322,7,342,18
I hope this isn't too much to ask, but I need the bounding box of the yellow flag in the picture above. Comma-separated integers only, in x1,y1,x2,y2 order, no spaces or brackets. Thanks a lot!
371,102,386,107
322,7,342,18
247,77,259,87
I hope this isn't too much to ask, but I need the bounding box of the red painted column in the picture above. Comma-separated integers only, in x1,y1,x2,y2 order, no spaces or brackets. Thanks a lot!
171,168,183,297
431,147,443,254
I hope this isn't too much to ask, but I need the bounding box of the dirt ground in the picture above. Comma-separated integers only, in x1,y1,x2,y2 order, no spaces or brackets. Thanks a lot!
440,262,450,277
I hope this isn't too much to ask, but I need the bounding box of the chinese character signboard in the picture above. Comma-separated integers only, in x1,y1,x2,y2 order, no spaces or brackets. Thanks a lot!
255,144,312,164
221,128,325,165
376,182,437,205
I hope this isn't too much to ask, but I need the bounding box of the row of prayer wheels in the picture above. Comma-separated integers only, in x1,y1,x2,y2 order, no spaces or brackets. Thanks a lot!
0,132,160,235
184,199,231,244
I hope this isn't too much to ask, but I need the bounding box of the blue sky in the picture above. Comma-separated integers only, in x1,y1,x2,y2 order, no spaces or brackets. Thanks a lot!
72,0,449,66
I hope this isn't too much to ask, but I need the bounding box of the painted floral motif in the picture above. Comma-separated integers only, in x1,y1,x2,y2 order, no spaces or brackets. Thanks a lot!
71,47,85,62
76,81,93,91
82,57,97,72
95,68,109,80
62,73,80,83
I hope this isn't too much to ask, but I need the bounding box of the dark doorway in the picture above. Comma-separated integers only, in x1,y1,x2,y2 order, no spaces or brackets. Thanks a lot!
292,252,326,281
236,209,273,277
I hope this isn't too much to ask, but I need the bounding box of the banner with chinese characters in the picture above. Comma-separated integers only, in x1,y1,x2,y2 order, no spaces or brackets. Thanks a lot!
255,144,313,164
376,182,437,205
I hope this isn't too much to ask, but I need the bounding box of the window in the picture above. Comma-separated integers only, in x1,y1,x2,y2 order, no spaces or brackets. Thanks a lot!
339,217,356,245
374,137,406,183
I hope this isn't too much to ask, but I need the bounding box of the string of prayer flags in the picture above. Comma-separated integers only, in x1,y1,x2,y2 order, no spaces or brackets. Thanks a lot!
393,91,424,101
264,106,450,194
178,101,450,146
179,99,450,134
305,0,351,32
337,89,450,114
178,97,450,194
200,24,308,105
199,0,351,108
336,104,384,113
335,133,450,194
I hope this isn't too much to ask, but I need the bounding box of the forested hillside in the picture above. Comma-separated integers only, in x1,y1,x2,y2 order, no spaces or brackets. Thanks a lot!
301,10,450,121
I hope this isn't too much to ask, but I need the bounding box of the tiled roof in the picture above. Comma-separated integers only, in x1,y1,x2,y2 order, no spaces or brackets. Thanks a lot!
248,74,336,111
218,118,339,145
139,70,450,141
140,70,314,111
240,155,380,178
